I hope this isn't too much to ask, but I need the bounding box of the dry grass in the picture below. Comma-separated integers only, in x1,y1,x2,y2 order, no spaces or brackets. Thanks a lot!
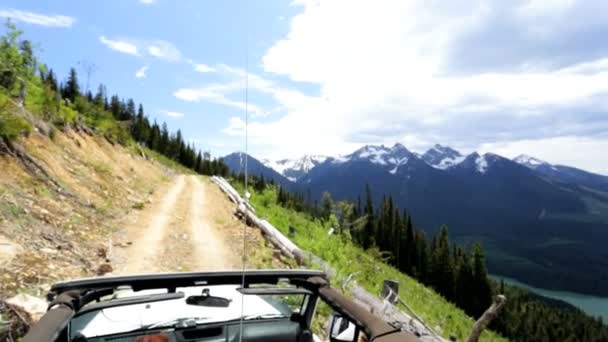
0,129,173,297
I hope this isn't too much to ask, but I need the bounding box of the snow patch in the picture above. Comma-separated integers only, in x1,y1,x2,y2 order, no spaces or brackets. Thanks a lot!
371,155,387,165
476,155,489,173
513,154,548,169
264,155,329,177
332,156,348,164
433,155,466,170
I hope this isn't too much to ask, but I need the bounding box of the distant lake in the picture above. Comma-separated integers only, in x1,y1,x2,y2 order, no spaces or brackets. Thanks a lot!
491,275,608,322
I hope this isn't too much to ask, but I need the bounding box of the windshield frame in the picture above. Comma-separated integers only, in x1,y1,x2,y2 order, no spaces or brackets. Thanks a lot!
68,284,311,339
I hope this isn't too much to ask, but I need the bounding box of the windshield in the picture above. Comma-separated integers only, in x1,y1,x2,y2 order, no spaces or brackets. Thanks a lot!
69,285,306,339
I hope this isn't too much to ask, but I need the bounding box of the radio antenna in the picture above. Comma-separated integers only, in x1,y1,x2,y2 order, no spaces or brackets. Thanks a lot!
238,35,249,342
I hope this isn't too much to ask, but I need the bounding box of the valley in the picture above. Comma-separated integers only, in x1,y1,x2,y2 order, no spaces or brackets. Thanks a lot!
491,275,608,322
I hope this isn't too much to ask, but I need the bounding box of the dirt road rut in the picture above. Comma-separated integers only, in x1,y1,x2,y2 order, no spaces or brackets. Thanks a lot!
112,175,241,274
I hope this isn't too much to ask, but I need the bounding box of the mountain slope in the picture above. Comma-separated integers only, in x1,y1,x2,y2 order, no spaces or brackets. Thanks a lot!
515,154,608,192
236,144,608,296
223,152,295,189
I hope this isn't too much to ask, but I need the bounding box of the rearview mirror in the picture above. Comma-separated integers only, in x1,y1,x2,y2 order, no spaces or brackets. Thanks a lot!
329,313,359,342
186,289,231,307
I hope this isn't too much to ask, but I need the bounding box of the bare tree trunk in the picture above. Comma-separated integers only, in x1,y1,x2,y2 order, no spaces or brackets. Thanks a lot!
467,295,506,342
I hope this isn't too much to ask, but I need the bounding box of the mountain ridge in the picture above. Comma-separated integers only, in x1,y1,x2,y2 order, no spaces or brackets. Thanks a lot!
224,143,608,296
257,143,607,180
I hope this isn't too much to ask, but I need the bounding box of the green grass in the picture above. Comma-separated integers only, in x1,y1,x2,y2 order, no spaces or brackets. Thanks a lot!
243,186,506,341
90,161,112,176
131,202,145,210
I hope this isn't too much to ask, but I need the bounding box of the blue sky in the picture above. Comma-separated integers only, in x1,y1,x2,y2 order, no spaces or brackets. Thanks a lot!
1,0,608,173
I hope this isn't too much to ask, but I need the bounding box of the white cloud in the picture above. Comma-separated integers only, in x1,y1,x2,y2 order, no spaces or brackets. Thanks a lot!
173,85,263,116
98,36,182,62
160,110,185,118
193,63,215,73
135,65,149,78
99,36,139,56
213,0,608,171
221,117,246,136
139,0,157,4
146,41,182,62
0,9,74,27
173,64,297,117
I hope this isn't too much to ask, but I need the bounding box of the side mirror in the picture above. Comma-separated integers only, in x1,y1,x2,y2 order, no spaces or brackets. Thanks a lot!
329,313,359,342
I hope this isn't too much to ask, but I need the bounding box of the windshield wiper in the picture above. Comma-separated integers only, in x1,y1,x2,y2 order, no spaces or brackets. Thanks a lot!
76,292,185,317
133,316,211,331
242,313,287,320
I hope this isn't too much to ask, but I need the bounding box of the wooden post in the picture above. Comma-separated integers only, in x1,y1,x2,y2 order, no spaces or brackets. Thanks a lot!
467,295,506,342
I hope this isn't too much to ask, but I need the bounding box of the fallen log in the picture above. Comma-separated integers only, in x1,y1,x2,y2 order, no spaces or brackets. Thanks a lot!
467,295,506,342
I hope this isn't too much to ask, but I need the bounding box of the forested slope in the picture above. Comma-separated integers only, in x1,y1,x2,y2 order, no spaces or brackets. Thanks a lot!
237,174,608,342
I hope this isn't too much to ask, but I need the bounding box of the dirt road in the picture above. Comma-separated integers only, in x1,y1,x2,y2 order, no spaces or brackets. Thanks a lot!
112,175,244,274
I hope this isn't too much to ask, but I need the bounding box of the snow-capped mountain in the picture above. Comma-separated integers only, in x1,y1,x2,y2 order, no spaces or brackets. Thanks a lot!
514,154,608,192
421,144,466,170
513,154,552,170
262,155,328,182
333,143,416,174
225,146,608,297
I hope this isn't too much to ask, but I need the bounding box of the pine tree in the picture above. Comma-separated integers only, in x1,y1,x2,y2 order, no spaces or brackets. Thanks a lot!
19,39,35,71
455,247,475,315
110,95,121,119
160,122,170,154
45,69,58,92
147,121,160,150
63,67,80,102
125,98,136,120
416,233,429,283
362,184,376,249
392,208,402,268
430,225,455,300
470,243,492,317
404,214,416,275
94,84,106,107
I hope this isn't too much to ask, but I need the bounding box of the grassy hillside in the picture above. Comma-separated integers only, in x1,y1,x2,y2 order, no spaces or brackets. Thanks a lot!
241,185,506,341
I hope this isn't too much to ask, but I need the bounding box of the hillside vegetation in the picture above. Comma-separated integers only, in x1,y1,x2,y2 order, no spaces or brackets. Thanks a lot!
237,175,608,342
237,183,505,341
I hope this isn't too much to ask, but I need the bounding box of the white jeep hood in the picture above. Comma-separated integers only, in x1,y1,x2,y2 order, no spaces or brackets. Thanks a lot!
70,285,284,338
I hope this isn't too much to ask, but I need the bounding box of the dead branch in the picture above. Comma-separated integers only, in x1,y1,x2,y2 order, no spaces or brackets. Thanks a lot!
467,295,506,342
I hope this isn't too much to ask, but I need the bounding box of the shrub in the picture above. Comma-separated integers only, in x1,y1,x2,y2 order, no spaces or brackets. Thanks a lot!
0,95,31,140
